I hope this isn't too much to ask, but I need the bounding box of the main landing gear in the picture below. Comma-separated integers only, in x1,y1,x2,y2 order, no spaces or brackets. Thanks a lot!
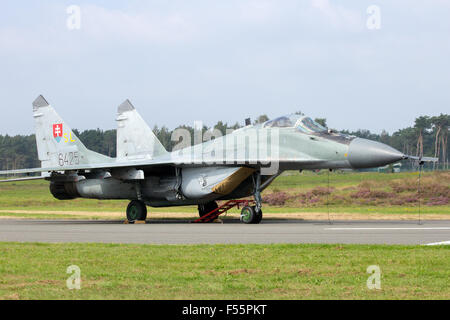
126,182,147,223
126,200,147,222
198,201,219,218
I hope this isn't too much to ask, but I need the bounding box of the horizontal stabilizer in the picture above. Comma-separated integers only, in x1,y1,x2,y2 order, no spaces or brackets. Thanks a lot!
0,176,46,183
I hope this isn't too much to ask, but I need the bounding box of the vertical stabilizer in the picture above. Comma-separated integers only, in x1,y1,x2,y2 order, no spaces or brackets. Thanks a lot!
33,95,113,168
116,99,168,160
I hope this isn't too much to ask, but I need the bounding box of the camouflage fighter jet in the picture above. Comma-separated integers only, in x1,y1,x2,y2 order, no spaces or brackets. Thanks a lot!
0,96,436,224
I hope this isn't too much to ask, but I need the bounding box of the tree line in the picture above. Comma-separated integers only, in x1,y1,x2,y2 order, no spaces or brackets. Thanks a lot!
0,114,448,171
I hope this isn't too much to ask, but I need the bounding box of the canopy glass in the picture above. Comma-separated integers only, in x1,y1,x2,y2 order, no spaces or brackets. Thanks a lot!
263,115,328,133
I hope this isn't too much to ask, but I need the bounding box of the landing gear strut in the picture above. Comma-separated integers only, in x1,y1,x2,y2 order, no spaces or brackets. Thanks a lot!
126,200,147,222
240,171,263,224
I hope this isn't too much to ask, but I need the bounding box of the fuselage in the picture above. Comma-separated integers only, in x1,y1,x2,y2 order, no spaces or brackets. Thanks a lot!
49,115,405,207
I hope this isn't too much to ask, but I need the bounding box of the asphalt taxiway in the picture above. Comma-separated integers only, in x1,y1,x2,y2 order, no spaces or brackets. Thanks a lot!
0,219,449,245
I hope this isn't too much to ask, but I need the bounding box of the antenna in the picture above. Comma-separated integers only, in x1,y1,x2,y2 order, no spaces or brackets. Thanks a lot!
417,161,424,225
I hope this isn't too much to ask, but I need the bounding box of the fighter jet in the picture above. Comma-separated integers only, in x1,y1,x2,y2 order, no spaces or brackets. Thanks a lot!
0,95,436,224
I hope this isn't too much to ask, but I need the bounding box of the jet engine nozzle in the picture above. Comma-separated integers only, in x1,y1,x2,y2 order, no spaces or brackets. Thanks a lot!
348,138,404,169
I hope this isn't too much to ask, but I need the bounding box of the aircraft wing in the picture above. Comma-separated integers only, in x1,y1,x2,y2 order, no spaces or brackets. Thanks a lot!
0,153,436,180
0,157,323,176
0,159,170,176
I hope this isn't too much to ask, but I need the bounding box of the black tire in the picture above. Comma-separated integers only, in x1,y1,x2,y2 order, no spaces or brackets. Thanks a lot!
198,201,219,218
252,206,263,224
126,200,147,222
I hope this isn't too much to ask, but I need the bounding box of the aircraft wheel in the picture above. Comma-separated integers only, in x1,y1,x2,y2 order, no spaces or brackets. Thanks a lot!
252,206,263,224
240,206,260,224
198,201,218,218
127,200,147,222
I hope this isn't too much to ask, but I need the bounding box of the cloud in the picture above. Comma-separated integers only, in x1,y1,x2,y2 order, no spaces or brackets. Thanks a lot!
0,3,197,57
238,0,280,23
81,5,197,44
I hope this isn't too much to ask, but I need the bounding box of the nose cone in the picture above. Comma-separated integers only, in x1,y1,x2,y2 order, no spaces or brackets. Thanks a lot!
348,138,404,169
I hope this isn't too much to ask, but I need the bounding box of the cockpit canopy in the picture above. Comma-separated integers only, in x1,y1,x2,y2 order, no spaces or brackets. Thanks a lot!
263,115,328,134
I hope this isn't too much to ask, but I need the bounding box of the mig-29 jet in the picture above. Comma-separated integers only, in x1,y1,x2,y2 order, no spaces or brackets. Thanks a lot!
0,95,435,224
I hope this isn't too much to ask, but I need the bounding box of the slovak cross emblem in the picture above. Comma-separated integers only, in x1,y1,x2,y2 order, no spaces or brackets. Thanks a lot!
53,124,63,143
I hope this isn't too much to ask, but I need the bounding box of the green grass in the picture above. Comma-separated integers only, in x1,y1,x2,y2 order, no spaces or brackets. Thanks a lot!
270,171,420,190
0,173,448,300
0,243,448,300
239,206,450,214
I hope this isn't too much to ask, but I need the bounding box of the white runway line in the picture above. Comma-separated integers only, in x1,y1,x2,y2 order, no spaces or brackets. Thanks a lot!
426,240,450,246
324,227,450,231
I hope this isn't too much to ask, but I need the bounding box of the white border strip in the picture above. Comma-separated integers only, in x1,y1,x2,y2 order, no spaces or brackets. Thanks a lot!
426,240,450,246
324,227,450,231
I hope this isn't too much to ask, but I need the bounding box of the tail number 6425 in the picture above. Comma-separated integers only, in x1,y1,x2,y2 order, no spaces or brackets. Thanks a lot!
58,152,80,167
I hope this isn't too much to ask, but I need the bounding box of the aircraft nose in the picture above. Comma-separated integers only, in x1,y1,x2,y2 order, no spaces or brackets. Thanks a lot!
348,138,405,169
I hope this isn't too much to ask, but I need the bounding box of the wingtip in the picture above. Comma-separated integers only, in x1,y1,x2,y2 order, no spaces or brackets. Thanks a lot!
32,95,49,110
118,99,135,114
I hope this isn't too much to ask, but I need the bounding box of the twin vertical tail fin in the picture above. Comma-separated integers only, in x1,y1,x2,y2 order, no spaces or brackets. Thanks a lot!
32,95,165,169
116,100,168,160
33,95,113,168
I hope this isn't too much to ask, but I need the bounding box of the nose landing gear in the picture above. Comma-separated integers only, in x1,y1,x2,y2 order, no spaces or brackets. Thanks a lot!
240,171,264,224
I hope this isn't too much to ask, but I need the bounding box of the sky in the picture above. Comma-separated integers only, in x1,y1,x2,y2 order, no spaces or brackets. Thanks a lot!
0,0,449,135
